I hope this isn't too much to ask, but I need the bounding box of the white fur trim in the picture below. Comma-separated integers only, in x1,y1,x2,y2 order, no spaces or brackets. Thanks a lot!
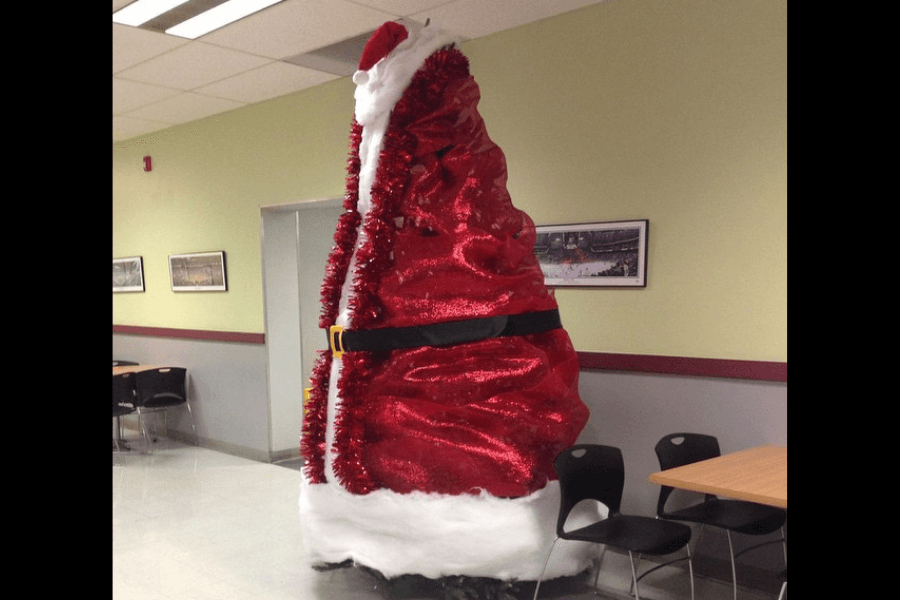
299,478,606,581
323,22,460,483
353,22,459,128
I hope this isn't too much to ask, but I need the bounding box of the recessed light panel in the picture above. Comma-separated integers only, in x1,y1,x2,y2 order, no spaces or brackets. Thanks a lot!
114,0,285,40
112,0,192,27
165,0,285,39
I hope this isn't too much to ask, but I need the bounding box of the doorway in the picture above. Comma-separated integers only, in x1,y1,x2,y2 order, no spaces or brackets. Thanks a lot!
261,199,343,460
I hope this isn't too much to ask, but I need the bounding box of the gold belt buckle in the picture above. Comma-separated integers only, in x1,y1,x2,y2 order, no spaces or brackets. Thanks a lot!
329,325,346,359
303,387,312,414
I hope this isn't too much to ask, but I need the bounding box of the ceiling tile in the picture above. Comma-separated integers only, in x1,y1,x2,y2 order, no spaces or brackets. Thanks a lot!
114,115,174,142
125,92,247,125
200,0,395,58
349,0,460,15
116,42,272,90
112,0,609,142
195,61,339,103
412,0,603,40
114,78,182,114
113,23,189,73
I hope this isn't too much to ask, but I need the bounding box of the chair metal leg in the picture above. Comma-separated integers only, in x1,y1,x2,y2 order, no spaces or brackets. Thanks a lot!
113,415,133,451
628,553,643,595
629,544,694,600
627,551,642,600
184,401,198,445
532,537,559,600
781,525,787,567
591,544,609,593
686,544,695,600
160,404,199,446
777,580,786,600
136,408,153,453
726,526,787,600
726,530,738,600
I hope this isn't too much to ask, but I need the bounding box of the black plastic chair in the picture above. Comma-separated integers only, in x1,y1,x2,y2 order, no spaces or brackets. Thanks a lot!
113,372,137,452
655,433,786,600
134,367,197,447
533,444,694,600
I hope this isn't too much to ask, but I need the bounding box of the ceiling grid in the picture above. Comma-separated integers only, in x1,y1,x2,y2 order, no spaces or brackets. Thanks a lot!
113,0,604,142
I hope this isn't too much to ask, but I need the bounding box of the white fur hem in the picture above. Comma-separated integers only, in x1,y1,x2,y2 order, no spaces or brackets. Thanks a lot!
298,478,605,581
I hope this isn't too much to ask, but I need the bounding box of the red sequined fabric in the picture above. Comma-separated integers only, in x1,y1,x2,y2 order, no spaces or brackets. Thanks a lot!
302,45,589,497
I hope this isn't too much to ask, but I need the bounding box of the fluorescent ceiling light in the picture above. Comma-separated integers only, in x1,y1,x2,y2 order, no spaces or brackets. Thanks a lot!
166,0,284,39
112,0,192,27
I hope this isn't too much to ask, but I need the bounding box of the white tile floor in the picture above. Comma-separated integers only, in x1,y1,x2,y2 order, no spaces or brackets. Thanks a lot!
113,433,781,600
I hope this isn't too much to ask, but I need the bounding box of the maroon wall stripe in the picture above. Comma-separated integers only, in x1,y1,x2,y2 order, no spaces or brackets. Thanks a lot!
113,326,785,382
577,351,786,382
113,324,265,345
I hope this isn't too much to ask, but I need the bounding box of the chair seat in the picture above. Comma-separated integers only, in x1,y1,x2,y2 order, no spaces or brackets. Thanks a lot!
565,514,692,555
113,403,135,418
141,393,186,409
663,499,785,535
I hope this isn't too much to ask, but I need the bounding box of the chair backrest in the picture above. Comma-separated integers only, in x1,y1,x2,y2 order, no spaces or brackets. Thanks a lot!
134,367,187,408
553,444,625,535
113,360,139,367
113,372,136,405
654,433,721,514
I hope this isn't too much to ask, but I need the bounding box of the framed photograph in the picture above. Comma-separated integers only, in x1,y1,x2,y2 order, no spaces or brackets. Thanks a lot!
169,251,228,292
534,220,648,287
113,256,145,292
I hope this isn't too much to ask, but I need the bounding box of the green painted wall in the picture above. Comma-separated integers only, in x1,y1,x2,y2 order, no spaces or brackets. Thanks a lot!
113,77,355,334
113,0,786,362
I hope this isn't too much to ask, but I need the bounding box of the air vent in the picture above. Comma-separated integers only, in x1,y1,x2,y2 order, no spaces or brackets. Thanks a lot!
282,29,376,76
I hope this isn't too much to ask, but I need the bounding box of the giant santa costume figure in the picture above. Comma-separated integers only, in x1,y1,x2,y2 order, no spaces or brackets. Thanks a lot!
299,20,599,582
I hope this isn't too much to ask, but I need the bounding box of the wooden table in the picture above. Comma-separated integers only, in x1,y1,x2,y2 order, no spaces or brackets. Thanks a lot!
113,364,169,375
648,444,786,508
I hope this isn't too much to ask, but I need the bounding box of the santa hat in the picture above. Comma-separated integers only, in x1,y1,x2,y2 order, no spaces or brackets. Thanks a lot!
355,20,408,73
299,20,597,581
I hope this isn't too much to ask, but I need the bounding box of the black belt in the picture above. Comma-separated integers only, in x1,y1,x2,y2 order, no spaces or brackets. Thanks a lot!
326,309,562,357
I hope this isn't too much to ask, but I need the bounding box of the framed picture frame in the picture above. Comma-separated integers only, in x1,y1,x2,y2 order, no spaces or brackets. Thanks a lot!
534,220,648,287
113,256,145,292
169,251,228,292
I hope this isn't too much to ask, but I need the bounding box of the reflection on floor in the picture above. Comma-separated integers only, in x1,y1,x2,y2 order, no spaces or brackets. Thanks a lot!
113,432,783,600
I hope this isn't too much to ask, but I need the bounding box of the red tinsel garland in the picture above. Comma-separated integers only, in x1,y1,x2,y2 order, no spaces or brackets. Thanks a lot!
300,350,331,483
318,121,363,330
331,48,470,494
302,118,363,484
331,352,379,493
303,47,471,492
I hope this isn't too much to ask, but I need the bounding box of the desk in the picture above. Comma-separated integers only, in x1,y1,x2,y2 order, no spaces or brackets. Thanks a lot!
648,444,786,509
